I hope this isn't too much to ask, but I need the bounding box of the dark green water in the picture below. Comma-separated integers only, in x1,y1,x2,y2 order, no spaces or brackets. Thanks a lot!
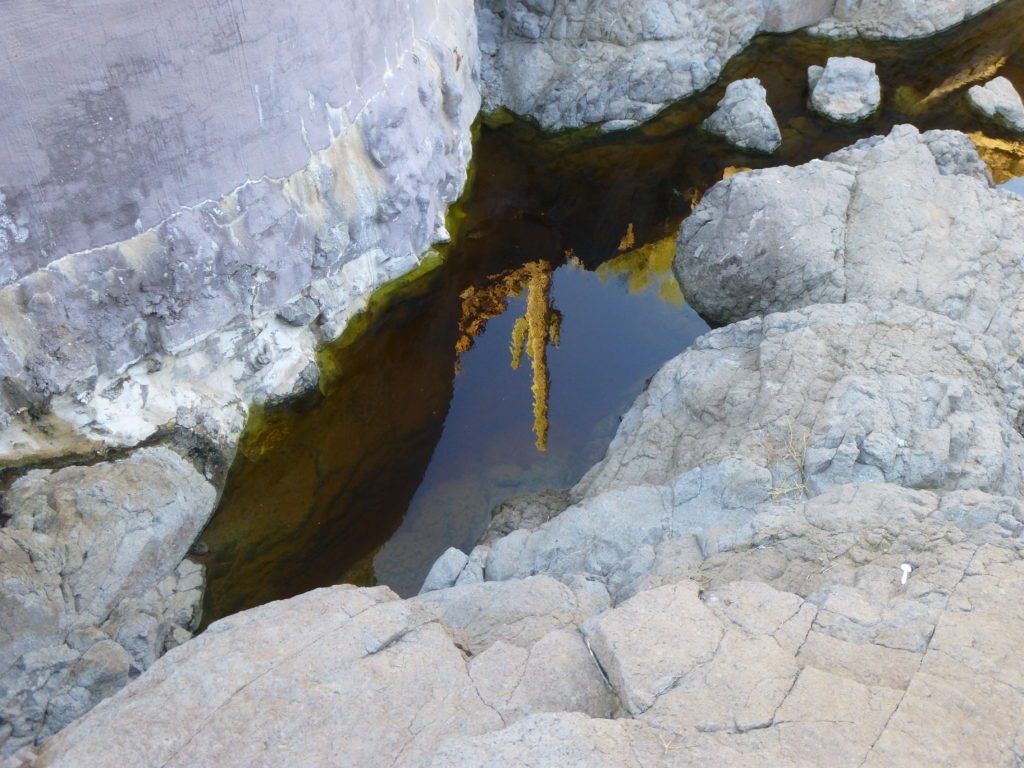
196,0,1024,621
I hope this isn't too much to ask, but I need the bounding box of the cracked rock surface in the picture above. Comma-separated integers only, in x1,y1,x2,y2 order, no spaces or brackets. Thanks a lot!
0,448,215,754
32,482,1024,766
809,0,1005,39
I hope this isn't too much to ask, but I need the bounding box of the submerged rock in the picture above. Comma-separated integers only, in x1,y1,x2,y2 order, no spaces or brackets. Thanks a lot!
967,76,1024,132
808,57,882,123
702,78,782,154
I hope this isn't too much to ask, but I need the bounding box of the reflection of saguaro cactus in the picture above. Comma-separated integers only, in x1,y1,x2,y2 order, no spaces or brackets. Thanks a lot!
509,260,562,450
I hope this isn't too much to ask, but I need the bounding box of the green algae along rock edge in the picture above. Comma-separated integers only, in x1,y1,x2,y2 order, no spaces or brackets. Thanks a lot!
25,127,1024,766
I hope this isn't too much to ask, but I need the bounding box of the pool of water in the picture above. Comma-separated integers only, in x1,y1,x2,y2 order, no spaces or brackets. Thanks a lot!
374,249,707,595
196,0,1024,622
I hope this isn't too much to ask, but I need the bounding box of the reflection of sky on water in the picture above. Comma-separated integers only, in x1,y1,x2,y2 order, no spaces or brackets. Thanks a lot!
373,260,708,595
1001,176,1024,196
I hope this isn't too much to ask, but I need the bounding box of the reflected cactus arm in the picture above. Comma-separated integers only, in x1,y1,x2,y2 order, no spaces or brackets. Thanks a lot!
510,316,528,369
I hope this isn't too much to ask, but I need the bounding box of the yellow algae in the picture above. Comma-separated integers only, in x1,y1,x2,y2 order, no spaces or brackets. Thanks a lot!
969,132,1024,183
722,166,752,180
596,235,684,307
617,222,636,252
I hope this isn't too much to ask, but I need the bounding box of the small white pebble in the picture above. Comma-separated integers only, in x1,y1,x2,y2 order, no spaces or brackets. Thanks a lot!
900,563,913,585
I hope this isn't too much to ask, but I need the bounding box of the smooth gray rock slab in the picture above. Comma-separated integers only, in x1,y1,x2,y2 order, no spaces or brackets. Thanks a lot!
967,76,1024,132
0,448,216,753
702,78,782,154
0,0,475,284
430,712,667,768
808,57,881,123
32,586,504,768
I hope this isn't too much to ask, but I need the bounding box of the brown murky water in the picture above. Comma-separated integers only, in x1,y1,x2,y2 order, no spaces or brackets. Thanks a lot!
196,0,1024,622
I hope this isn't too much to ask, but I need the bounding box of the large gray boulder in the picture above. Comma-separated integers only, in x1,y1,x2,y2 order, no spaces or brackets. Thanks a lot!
0,448,215,753
967,76,1024,132
702,78,782,154
0,0,479,465
676,125,1024,351
808,57,882,123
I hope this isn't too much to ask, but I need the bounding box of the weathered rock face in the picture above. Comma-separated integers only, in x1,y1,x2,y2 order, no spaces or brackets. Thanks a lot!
476,0,1006,131
29,584,618,767
0,448,215,753
702,77,782,154
476,0,766,131
968,76,1024,131
0,0,480,464
808,57,882,123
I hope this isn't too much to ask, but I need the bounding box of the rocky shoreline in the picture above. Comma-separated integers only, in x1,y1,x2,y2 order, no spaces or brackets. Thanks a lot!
21,125,1024,766
477,0,1008,131
3,0,1024,764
